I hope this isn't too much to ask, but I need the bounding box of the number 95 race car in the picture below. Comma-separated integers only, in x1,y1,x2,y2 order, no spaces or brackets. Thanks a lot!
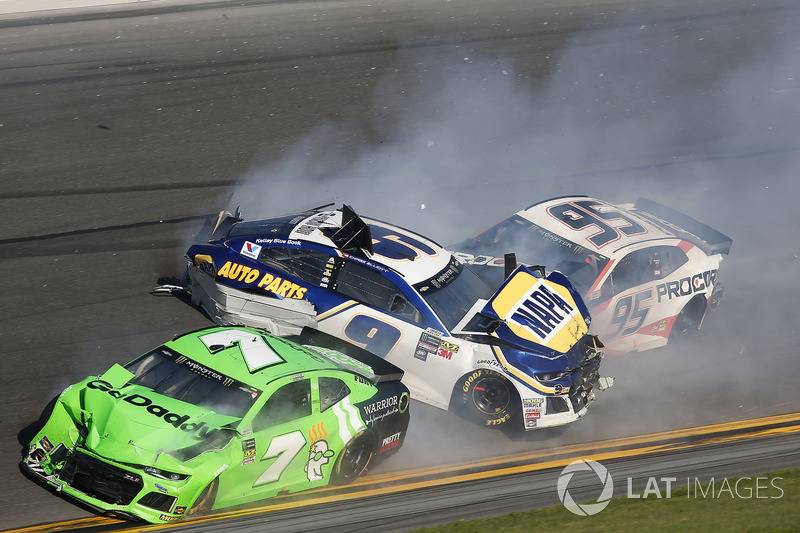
451,196,732,354
164,204,614,433
22,326,409,523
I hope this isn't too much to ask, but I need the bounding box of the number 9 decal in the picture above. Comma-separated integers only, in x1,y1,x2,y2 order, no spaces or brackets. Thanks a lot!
343,315,403,358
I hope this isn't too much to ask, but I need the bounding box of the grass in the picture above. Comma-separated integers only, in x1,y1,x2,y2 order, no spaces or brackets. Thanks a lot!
412,468,800,533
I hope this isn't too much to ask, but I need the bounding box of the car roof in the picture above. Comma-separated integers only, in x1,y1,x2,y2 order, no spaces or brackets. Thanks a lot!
164,326,340,388
514,195,681,257
228,207,454,286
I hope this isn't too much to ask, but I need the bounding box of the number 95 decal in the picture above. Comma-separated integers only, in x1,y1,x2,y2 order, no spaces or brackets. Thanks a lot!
608,289,652,339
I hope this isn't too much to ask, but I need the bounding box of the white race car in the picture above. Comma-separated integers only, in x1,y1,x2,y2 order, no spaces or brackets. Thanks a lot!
451,196,731,355
170,205,614,432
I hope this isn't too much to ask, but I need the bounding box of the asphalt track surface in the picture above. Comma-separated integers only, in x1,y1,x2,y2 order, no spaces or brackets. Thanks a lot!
2,0,800,530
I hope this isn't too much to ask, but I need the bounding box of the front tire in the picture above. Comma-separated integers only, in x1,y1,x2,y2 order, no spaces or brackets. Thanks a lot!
37,395,59,430
457,370,517,428
331,431,374,485
187,477,218,516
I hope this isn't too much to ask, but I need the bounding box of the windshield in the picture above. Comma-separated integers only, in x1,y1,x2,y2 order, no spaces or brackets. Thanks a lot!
415,257,495,331
125,347,261,418
461,215,610,295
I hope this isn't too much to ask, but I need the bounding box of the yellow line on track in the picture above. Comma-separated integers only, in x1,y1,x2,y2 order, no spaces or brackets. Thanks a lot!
7,412,800,533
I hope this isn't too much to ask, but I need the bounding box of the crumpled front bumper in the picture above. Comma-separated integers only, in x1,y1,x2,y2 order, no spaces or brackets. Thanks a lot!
187,263,317,336
517,340,614,431
22,446,196,524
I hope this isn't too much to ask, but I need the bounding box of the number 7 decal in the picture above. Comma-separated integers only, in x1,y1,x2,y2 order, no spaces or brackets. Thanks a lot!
254,431,306,487
199,330,284,372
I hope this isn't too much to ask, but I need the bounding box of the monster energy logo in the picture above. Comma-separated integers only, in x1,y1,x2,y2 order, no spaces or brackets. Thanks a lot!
171,353,228,383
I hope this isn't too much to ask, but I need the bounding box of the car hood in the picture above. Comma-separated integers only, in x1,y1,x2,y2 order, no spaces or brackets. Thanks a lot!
77,366,240,468
457,266,591,361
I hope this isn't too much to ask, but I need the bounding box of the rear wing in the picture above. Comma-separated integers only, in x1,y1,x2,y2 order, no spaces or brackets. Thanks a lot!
320,204,374,258
285,327,405,385
193,209,243,244
634,198,732,256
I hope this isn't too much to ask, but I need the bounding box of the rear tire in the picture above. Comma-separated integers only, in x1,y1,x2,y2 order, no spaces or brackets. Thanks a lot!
331,431,374,485
670,296,706,341
457,370,517,428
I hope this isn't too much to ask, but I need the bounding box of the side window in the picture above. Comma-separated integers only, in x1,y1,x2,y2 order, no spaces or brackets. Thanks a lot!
654,246,688,278
318,377,351,413
607,249,654,294
253,379,312,431
335,260,423,323
259,247,331,285
607,246,690,295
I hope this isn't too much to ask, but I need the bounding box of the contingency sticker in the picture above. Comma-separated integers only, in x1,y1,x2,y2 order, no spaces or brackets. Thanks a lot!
240,241,262,261
414,329,442,361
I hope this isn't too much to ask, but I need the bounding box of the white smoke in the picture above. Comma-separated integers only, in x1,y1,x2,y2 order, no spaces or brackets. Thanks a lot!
222,4,800,453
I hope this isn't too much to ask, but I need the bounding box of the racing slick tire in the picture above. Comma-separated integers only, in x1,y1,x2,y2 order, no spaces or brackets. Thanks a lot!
670,295,706,342
188,477,218,516
330,431,374,485
457,369,518,428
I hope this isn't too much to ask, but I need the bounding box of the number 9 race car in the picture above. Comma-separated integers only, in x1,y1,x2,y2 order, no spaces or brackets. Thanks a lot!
451,196,732,354
22,326,409,523
162,204,614,433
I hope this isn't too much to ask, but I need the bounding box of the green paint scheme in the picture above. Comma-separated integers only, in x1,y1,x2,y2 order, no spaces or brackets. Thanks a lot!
23,326,406,523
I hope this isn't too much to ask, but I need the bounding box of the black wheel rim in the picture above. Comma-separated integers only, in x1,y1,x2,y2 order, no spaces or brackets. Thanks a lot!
340,439,369,476
473,376,511,414
674,310,693,335
673,299,704,337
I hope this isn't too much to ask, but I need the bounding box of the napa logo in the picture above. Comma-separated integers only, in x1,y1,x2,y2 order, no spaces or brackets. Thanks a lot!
508,283,578,342
240,241,262,261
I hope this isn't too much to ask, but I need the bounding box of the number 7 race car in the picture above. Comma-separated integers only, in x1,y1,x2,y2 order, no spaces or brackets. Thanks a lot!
161,204,614,434
23,326,410,523
450,196,732,354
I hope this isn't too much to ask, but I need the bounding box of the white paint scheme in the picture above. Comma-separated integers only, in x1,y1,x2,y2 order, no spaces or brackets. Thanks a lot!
454,196,729,354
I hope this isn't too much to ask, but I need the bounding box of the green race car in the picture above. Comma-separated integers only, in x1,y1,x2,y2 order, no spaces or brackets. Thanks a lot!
22,326,410,523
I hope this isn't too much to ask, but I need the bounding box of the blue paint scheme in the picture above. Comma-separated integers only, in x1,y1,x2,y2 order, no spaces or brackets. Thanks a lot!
187,232,450,336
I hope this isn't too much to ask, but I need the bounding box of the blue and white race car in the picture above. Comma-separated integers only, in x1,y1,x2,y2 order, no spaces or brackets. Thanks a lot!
163,205,613,432
451,196,732,355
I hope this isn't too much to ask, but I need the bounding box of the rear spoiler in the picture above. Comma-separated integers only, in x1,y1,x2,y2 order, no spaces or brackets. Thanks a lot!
193,209,243,243
634,198,732,256
285,327,405,385
320,204,374,258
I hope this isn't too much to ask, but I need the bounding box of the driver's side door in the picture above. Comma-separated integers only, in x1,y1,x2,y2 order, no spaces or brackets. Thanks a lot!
216,377,338,506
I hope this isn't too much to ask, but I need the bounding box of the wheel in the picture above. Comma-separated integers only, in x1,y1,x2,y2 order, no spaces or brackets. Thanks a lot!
670,296,706,342
458,370,517,427
330,431,374,485
187,477,218,516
